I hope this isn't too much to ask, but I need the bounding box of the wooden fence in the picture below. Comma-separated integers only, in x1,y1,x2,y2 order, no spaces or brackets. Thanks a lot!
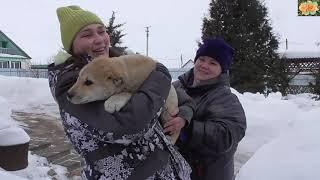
0,68,48,78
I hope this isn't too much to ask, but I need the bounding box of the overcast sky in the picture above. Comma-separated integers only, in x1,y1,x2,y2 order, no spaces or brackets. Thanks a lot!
1,0,319,67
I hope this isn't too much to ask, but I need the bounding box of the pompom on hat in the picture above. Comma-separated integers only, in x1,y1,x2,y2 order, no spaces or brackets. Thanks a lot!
194,38,235,72
56,5,104,53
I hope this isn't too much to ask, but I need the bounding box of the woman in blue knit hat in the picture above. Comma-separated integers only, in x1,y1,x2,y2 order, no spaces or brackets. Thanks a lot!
173,38,247,180
48,5,193,180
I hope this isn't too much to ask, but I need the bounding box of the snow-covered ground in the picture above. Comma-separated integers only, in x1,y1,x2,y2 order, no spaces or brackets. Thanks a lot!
0,76,67,179
235,92,320,180
0,152,69,180
0,75,320,179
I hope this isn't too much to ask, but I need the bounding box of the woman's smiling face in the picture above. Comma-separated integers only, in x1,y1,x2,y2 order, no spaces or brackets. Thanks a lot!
72,24,110,58
193,56,222,85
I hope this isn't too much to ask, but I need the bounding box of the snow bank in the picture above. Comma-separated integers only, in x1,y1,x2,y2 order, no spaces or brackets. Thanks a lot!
0,75,59,118
0,96,12,130
0,75,55,110
236,113,320,180
236,92,320,180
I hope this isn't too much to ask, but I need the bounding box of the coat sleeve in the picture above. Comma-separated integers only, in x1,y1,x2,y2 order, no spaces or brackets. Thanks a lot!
174,86,195,126
54,63,172,141
188,87,246,155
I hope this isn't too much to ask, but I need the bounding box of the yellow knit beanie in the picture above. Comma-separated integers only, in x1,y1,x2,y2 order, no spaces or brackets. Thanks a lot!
56,5,104,53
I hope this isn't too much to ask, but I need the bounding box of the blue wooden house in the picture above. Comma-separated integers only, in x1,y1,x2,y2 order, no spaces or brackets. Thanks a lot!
0,30,31,69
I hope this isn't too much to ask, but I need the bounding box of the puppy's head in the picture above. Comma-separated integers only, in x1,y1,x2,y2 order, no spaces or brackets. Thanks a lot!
67,56,125,104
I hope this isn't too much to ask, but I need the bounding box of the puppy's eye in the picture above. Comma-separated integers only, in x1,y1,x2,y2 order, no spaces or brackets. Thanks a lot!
84,79,93,86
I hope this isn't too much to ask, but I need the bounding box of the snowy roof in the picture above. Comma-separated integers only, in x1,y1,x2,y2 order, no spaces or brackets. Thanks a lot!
0,30,31,59
0,53,27,59
280,51,320,59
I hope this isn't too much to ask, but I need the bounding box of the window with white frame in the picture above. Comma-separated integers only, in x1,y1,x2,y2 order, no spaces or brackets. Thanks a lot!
11,61,21,69
0,61,9,68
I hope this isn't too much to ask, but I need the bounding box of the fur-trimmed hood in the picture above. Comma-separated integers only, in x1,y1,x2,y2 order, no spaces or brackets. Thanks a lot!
51,47,127,66
52,50,72,66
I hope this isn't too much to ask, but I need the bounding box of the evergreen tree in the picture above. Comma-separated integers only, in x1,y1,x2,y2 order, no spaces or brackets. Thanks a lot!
201,0,289,94
267,57,291,95
106,11,127,52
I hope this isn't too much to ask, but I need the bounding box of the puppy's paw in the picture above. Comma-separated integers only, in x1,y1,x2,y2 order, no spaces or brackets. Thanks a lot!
104,92,132,113
104,100,117,113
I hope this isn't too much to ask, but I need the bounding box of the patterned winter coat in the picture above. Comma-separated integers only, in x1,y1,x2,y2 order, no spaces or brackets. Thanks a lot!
48,51,192,180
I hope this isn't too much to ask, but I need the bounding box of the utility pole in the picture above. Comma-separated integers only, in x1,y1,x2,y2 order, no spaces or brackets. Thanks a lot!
180,54,183,68
285,38,288,50
145,26,151,56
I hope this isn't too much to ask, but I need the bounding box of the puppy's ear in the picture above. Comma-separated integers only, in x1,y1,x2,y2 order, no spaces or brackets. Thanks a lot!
113,77,123,87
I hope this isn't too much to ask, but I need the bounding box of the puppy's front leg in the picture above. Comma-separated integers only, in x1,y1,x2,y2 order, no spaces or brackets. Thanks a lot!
104,92,132,113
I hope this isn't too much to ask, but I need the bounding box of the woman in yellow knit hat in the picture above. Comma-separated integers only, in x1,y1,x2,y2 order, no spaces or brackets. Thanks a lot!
48,5,193,180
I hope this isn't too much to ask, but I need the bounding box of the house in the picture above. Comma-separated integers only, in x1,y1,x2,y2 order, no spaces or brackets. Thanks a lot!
168,59,194,80
181,59,194,69
0,30,31,70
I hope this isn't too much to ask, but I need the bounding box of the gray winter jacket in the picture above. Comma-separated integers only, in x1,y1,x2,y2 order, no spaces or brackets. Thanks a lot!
48,50,192,180
173,69,246,180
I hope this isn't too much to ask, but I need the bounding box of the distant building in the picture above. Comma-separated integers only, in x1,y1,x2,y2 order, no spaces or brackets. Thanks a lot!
169,59,194,80
181,59,194,69
0,30,31,70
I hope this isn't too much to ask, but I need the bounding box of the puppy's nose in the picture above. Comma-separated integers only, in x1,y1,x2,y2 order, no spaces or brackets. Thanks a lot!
66,92,74,100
